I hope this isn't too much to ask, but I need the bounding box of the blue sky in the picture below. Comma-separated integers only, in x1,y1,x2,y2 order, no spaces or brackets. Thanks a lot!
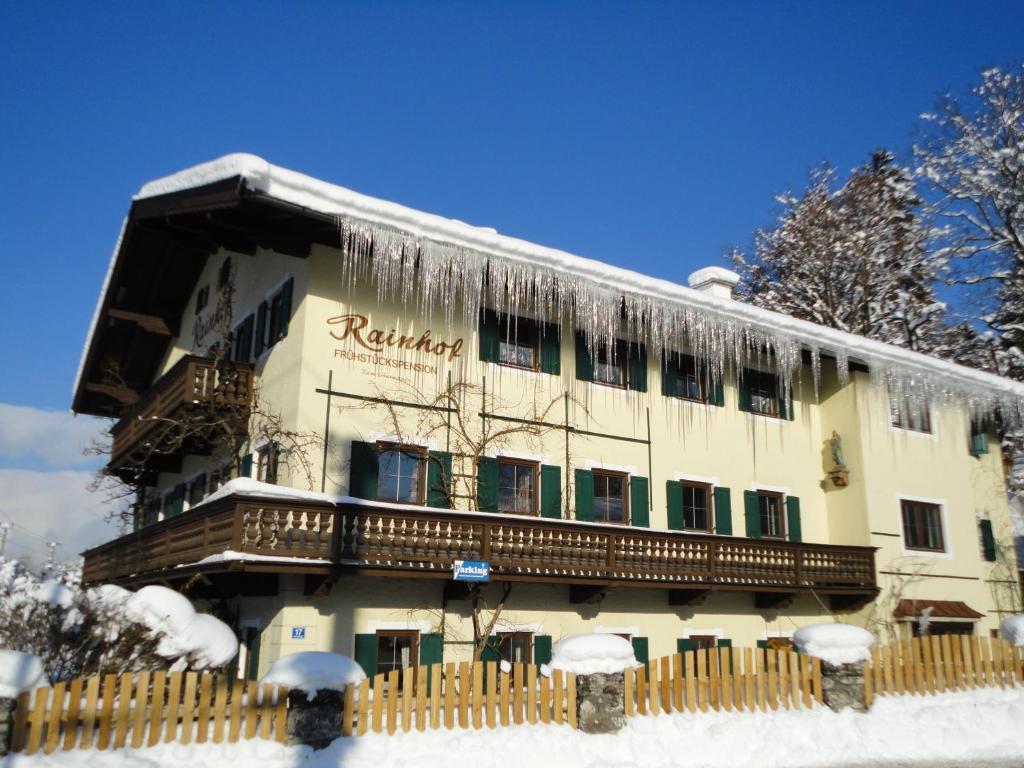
0,2,1021,561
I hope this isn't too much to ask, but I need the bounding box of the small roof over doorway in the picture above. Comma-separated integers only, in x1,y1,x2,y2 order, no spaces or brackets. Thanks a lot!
893,599,984,620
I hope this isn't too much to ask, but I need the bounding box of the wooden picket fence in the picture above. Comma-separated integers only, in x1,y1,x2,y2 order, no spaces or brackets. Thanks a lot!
11,671,288,757
864,634,1024,706
338,662,577,736
627,647,823,715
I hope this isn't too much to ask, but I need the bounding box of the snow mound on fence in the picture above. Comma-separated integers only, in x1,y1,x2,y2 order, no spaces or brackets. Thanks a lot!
0,650,49,698
549,633,640,675
259,652,366,698
1001,615,1024,646
793,623,874,666
124,586,238,669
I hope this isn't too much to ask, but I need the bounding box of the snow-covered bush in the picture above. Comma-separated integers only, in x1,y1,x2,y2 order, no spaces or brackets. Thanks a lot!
259,652,366,698
0,558,237,681
549,634,640,675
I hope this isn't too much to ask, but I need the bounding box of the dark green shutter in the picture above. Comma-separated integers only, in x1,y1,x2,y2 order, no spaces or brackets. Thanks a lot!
277,277,294,339
661,354,680,397
710,378,725,407
254,301,268,356
349,441,379,500
534,635,553,665
970,424,989,456
631,636,649,665
354,634,378,680
744,490,761,539
476,457,498,512
246,627,262,680
980,520,997,562
666,480,684,530
714,487,732,535
757,640,769,650
479,310,500,363
166,484,185,517
427,451,453,508
574,332,593,382
480,635,501,662
786,496,802,542
540,465,562,519
630,476,649,527
574,469,594,522
539,323,561,375
677,638,694,654
419,633,443,665
738,374,752,412
627,344,648,392
239,454,253,479
718,638,732,649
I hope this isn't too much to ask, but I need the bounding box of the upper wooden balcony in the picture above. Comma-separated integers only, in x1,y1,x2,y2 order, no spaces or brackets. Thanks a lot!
82,494,878,609
108,355,254,476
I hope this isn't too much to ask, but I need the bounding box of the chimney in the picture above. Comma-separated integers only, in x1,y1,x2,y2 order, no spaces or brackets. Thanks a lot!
687,266,740,300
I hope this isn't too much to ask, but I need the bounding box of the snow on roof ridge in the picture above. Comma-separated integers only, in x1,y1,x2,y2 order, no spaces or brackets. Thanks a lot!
128,154,1024,402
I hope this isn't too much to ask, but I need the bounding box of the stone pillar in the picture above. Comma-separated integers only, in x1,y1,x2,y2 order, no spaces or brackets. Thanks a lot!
575,672,626,734
0,697,17,756
284,689,343,749
820,662,867,712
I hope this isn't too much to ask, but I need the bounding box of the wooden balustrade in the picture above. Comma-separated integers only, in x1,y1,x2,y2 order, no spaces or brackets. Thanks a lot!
83,496,877,597
108,356,254,471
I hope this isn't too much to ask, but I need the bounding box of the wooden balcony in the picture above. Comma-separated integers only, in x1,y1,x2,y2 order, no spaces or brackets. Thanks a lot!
82,495,878,607
108,355,254,475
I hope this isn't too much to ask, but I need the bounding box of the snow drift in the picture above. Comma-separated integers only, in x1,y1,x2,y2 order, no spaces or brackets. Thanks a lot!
549,634,640,675
793,623,874,666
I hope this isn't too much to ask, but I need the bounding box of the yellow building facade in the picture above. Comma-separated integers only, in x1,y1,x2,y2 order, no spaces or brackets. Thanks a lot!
76,155,1022,680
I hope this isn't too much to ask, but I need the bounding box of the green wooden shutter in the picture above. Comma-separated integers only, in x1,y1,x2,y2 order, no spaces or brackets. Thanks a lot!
786,496,802,542
970,423,989,456
254,301,268,356
166,484,185,517
349,441,379,500
480,635,501,662
627,344,648,392
574,469,594,522
661,354,680,397
756,640,769,650
714,487,732,535
540,465,562,519
476,456,499,512
419,633,443,665
631,636,649,665
744,490,761,539
277,277,294,339
539,323,561,374
718,638,732,649
427,451,453,508
354,634,378,680
479,310,500,363
738,373,752,412
666,480,684,530
574,332,594,382
239,453,253,479
534,635,553,665
980,519,997,562
710,378,725,407
677,638,694,654
630,476,649,527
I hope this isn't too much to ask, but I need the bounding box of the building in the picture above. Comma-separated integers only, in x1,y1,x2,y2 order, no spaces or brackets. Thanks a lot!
75,154,1024,680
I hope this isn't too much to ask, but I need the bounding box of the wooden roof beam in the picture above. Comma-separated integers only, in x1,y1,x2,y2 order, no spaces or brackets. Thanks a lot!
107,308,172,336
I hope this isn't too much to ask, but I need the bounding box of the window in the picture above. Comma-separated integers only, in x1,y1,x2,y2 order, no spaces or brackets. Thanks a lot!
257,443,280,484
594,340,627,388
498,459,537,515
497,632,533,664
890,396,931,433
682,482,712,532
231,314,255,363
911,621,973,638
901,499,945,552
255,277,294,357
376,630,419,676
195,285,210,315
498,317,539,370
377,444,426,504
666,354,705,402
688,635,717,650
187,474,207,507
758,491,785,539
747,370,780,417
593,470,628,524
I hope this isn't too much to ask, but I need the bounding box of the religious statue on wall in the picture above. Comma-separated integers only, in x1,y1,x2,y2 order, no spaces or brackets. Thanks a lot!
829,430,850,487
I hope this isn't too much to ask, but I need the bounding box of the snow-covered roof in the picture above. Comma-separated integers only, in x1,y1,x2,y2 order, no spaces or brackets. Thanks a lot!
85,153,1024,419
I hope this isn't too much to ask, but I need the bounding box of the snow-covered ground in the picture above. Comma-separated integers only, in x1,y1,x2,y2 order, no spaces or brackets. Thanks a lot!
5,687,1024,768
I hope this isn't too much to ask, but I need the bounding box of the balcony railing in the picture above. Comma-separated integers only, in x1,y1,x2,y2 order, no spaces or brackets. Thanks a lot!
82,496,877,596
108,355,254,471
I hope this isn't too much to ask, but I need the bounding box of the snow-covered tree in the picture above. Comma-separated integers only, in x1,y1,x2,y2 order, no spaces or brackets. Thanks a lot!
731,151,945,351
